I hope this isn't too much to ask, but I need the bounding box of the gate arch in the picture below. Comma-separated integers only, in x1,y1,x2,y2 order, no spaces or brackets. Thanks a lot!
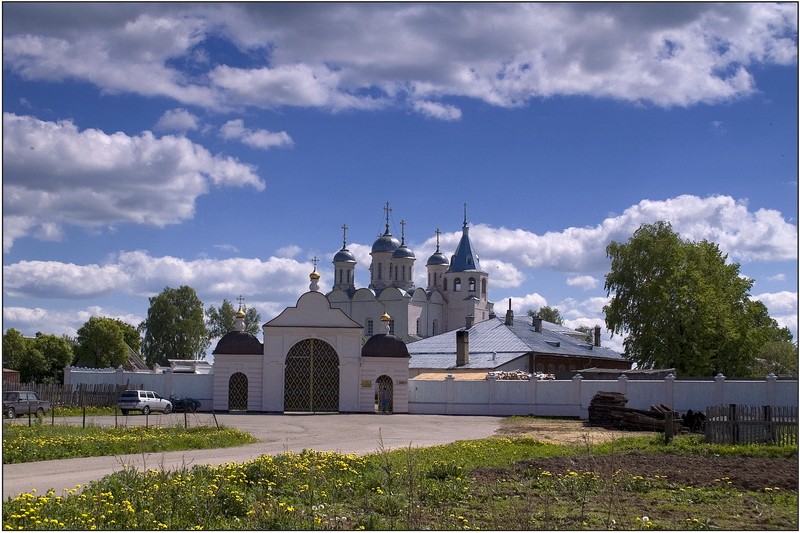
228,372,248,411
284,338,340,412
376,375,394,413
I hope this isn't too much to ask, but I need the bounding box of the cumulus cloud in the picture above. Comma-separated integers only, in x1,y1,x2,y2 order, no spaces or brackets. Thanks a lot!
219,119,293,149
155,108,200,133
463,195,796,274
753,291,798,334
2,113,264,251
3,3,795,115
567,275,600,290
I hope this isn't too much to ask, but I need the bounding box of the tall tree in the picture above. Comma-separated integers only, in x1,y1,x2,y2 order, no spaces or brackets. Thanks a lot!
206,299,262,338
527,306,564,325
2,328,47,382
604,221,788,376
139,285,209,365
74,317,131,369
31,333,74,383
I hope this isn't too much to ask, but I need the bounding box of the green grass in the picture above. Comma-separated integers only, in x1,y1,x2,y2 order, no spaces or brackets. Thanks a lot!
2,424,258,464
48,406,117,417
2,433,796,530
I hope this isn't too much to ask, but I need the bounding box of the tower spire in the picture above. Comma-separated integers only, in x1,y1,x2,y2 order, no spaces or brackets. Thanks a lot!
463,202,468,227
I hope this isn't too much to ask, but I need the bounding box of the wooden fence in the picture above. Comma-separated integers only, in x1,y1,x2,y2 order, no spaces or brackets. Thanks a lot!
705,404,798,446
2,382,141,407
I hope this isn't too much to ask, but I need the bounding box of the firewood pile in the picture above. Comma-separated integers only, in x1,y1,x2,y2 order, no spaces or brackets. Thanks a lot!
487,370,531,380
588,391,683,432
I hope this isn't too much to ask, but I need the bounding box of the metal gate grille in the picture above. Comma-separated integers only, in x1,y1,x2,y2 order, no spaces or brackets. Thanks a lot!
228,372,248,411
284,339,339,412
376,375,394,413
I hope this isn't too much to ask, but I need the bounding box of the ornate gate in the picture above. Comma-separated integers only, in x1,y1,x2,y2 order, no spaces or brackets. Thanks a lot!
376,375,394,413
284,339,340,412
228,372,248,411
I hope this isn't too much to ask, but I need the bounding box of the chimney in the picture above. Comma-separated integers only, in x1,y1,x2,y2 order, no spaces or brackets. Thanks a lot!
532,316,542,333
504,298,513,326
465,315,474,329
456,329,470,366
594,325,602,347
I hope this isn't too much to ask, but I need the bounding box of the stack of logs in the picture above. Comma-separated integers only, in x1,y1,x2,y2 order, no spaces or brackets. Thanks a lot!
588,391,683,432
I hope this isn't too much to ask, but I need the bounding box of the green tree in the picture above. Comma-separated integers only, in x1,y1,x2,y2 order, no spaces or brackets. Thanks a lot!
206,299,262,338
140,285,209,365
74,317,132,369
31,333,74,383
527,305,564,325
604,221,789,376
2,328,27,371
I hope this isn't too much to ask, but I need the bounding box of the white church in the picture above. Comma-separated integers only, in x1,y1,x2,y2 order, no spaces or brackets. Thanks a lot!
327,203,495,340
210,205,496,413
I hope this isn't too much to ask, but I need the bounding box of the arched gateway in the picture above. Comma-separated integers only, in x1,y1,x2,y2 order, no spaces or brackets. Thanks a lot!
284,338,340,412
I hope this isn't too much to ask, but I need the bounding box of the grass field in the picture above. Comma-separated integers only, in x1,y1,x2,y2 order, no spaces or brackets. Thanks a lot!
2,426,796,530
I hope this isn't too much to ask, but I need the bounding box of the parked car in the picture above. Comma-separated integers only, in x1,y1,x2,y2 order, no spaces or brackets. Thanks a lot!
117,390,172,415
3,390,51,419
169,395,201,413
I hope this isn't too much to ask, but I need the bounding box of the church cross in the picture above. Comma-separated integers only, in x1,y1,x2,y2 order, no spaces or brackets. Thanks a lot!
435,228,441,251
341,223,348,247
400,219,406,244
312,256,319,270
237,294,245,310
383,202,392,230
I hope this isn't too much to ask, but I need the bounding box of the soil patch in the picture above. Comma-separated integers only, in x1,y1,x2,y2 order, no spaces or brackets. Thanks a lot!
489,417,797,492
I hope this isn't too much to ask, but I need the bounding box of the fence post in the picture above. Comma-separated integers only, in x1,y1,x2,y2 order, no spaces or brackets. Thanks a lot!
445,374,455,415
766,373,777,406
487,373,497,408
571,373,583,417
529,374,538,413
714,373,726,405
617,374,628,395
163,367,174,398
664,373,675,409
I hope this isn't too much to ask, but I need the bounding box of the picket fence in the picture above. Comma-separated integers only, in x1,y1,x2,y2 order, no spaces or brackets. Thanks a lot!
2,381,139,407
705,404,798,445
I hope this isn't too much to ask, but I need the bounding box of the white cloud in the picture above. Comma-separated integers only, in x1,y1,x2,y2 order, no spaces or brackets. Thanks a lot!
2,113,264,251
567,275,599,290
219,119,293,149
155,108,200,133
753,291,798,335
767,273,786,282
3,3,795,113
466,195,796,275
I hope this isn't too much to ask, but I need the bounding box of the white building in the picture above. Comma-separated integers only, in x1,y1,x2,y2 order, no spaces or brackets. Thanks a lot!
327,203,494,340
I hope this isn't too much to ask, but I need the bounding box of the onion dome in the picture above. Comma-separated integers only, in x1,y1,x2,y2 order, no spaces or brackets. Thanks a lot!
392,243,415,259
361,332,410,358
426,228,449,266
334,247,356,263
372,228,400,253
310,269,320,280
213,331,263,355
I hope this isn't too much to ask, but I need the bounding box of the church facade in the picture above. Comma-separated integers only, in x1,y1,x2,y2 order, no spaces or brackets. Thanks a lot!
327,204,495,341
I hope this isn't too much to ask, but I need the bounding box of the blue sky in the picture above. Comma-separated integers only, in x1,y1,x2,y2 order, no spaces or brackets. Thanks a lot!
2,2,798,357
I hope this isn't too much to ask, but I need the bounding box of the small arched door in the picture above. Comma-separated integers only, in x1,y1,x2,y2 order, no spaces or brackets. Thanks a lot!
228,372,248,412
284,338,340,412
376,375,394,413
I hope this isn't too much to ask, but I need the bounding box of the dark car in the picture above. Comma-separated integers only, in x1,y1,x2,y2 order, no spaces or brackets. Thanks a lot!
3,391,51,419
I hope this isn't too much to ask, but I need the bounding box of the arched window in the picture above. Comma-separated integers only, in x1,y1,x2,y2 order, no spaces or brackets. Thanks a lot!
481,279,487,296
415,318,420,335
454,278,462,291
388,320,395,335
366,319,374,336
339,270,343,283
432,319,438,336
402,265,406,280
468,277,476,291
377,264,382,280
443,278,448,291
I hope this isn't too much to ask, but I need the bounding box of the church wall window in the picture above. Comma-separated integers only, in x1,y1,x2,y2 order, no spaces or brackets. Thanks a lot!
432,319,438,336
454,278,462,291
339,270,343,283
366,319,374,336
388,320,395,335
481,279,487,296
377,264,382,280
468,277,476,291
415,318,420,336
402,265,406,280
443,278,448,291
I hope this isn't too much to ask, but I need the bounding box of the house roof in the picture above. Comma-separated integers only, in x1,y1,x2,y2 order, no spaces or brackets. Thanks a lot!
407,315,626,370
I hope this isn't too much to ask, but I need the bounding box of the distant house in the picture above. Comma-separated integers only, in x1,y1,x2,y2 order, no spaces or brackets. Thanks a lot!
407,308,630,377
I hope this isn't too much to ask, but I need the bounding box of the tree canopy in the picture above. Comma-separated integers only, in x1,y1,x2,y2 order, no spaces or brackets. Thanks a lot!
527,306,564,325
2,329,73,382
206,299,262,338
74,317,133,369
604,221,790,377
139,285,209,365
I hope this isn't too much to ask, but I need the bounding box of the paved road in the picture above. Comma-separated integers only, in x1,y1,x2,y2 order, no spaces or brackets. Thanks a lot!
2,413,504,500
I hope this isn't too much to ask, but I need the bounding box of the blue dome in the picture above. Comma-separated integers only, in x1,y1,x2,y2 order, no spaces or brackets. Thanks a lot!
333,248,356,263
392,244,415,259
372,231,400,253
426,251,449,266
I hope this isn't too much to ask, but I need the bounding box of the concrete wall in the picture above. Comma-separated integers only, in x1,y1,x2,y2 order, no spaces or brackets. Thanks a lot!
408,373,798,418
